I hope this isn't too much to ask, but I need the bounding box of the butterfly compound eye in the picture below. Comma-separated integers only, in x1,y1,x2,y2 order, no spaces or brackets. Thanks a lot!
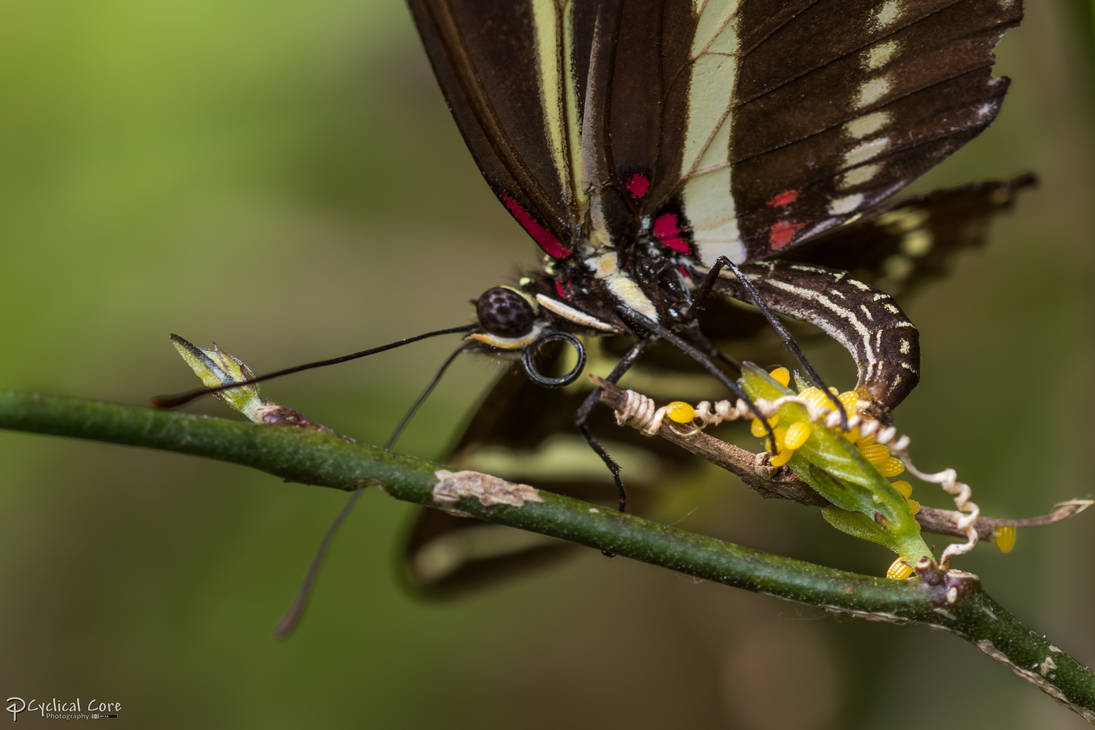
476,287,535,337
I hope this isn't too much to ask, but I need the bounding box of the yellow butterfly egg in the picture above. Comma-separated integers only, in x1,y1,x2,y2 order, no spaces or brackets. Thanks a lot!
891,480,913,499
886,558,915,580
837,390,859,413
665,401,696,424
783,420,812,450
768,366,791,386
878,457,905,478
859,443,891,466
769,448,794,468
993,525,1017,553
771,425,788,448
906,498,920,515
799,386,829,410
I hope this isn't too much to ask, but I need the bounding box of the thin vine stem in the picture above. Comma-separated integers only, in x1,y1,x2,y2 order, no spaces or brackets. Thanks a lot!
0,390,1092,723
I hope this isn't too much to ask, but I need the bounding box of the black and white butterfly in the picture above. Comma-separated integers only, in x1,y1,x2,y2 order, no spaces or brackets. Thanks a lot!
393,0,1029,593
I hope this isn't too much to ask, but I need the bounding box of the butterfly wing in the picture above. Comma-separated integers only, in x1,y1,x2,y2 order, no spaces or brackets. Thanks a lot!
407,1,594,259
402,351,705,597
788,174,1037,296
695,174,1035,353
678,0,1024,264
409,1,1023,265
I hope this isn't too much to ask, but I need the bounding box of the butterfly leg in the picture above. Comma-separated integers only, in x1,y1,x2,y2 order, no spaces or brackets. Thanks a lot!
616,308,779,449
711,260,921,418
690,256,849,428
687,328,741,375
574,336,656,513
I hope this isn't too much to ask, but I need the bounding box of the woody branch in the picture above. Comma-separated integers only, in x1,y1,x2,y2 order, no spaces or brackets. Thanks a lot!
0,389,1092,723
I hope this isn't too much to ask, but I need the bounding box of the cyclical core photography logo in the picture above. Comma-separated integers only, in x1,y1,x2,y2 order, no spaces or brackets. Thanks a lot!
5,697,121,722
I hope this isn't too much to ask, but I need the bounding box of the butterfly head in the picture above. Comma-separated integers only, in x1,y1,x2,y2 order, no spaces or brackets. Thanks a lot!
467,285,546,350
476,286,540,340
466,282,601,387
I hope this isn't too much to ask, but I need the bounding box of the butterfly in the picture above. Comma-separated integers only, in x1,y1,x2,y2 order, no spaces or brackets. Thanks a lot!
396,0,1028,594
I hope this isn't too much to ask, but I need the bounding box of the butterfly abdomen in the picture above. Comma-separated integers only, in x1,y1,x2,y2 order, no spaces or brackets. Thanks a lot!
714,260,921,414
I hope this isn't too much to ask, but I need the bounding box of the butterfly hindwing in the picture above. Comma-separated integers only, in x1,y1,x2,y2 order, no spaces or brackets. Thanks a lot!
403,175,1035,594
705,176,1036,410
403,347,711,596
788,174,1037,296
694,175,1035,349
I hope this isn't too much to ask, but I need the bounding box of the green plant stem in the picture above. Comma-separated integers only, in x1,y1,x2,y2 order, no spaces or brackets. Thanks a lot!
1,390,1093,723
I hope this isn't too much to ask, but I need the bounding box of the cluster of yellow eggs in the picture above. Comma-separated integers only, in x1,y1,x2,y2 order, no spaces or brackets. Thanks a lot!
662,366,1017,574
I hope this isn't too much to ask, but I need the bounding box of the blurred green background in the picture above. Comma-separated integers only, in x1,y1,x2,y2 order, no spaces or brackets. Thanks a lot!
0,2,1092,728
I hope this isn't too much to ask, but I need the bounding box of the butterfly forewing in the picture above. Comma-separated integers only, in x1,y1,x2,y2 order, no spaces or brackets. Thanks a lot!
409,1,1022,268
408,0,590,259
722,0,1022,261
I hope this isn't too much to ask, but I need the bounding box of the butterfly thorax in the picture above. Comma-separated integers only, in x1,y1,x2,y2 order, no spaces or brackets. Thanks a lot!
468,220,703,356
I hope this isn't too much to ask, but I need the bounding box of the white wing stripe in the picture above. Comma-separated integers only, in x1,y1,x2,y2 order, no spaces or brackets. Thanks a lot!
530,0,585,208
683,0,746,265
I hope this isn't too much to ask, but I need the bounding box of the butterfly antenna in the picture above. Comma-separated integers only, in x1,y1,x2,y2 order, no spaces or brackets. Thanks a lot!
151,324,476,409
274,341,469,638
383,343,471,450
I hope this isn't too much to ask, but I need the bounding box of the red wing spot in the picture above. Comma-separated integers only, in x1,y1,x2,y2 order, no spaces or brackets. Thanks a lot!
767,189,800,208
554,280,570,300
653,213,691,254
769,220,805,250
501,192,572,259
626,173,651,200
